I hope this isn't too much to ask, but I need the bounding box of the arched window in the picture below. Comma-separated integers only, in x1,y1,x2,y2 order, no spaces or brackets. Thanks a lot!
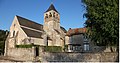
53,12,55,17
45,14,48,18
49,13,52,17
56,14,58,18
14,24,16,27
13,31,15,37
56,14,58,16
46,36,48,46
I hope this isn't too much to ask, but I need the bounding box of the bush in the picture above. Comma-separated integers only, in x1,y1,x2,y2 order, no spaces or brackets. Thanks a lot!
15,44,33,48
65,45,68,49
44,46,62,52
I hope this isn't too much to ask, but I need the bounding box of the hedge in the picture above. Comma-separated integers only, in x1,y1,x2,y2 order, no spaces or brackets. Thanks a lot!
15,44,33,48
44,46,62,52
16,44,62,52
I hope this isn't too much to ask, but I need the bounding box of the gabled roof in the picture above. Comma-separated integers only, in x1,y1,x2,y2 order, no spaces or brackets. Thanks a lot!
16,15,43,31
45,4,58,13
66,28,87,36
15,15,66,38
21,27,43,38
16,15,44,38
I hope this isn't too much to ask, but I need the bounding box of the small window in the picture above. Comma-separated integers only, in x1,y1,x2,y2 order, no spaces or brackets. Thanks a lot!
56,14,58,16
13,31,15,37
56,14,58,19
14,24,16,27
53,12,55,17
49,13,52,17
45,14,48,18
84,35,88,42
84,44,89,51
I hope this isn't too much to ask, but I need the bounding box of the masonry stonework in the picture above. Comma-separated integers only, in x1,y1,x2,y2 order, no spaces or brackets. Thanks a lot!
7,47,35,61
4,3,118,62
39,52,118,62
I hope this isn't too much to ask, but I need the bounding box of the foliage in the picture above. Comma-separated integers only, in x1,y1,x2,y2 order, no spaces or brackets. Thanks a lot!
15,44,33,48
0,30,9,54
64,45,68,50
82,0,118,46
44,46,62,52
16,44,62,52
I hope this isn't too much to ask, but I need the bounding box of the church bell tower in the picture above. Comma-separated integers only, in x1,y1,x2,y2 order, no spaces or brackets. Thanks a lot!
43,4,61,46
43,4,60,33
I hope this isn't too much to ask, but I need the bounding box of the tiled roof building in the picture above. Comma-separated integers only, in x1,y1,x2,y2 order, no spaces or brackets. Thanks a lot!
66,28,87,36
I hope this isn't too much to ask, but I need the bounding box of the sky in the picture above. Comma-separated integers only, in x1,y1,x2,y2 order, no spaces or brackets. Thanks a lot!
0,0,86,31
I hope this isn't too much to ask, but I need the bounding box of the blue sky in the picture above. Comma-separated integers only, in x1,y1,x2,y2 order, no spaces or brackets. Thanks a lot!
0,0,86,31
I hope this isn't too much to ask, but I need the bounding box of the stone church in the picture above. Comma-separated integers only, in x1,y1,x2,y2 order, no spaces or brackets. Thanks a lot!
4,4,92,57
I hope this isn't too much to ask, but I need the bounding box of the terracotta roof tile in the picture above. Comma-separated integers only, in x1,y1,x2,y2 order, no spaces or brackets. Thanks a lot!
66,28,87,36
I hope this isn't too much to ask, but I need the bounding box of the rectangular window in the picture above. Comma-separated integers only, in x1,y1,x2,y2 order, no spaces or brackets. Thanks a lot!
84,44,89,51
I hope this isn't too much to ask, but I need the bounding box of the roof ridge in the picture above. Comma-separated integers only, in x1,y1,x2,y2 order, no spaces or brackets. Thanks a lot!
69,28,86,30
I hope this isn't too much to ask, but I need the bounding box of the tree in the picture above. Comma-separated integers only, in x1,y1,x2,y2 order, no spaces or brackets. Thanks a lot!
0,30,9,55
82,0,118,48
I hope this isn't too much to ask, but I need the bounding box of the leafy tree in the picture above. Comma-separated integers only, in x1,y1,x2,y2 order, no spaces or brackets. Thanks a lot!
0,30,9,55
82,0,118,48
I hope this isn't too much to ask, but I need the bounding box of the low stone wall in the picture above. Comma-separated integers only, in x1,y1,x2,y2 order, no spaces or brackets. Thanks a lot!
7,47,35,61
92,46,117,52
5,47,118,62
39,52,118,62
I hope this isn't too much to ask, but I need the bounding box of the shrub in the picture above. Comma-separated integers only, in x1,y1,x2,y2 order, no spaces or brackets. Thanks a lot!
44,46,62,52
64,45,68,50
15,44,33,48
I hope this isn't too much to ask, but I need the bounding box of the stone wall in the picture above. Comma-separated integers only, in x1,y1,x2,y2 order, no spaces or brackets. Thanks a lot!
39,52,118,62
7,47,35,61
5,46,118,62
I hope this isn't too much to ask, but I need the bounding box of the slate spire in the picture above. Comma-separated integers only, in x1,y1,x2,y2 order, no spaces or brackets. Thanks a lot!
45,4,58,13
